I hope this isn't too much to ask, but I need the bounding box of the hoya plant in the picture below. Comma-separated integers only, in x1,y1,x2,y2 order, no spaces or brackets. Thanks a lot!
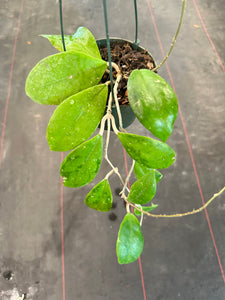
25,26,179,264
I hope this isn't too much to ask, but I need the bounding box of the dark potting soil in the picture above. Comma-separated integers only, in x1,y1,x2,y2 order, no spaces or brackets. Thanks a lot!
99,42,156,104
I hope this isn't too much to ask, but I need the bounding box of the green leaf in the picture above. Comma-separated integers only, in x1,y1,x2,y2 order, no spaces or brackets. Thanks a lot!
134,161,163,182
47,84,108,151
60,135,103,187
134,204,158,216
25,51,107,105
127,171,156,205
85,179,112,212
116,213,144,264
118,132,175,169
128,69,178,142
41,27,101,59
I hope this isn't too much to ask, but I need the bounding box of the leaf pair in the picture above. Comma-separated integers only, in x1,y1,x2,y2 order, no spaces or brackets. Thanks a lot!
60,134,113,211
128,170,157,205
131,161,162,207
60,134,113,212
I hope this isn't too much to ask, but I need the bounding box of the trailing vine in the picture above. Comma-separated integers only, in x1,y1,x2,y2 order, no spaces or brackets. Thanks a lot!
25,0,225,264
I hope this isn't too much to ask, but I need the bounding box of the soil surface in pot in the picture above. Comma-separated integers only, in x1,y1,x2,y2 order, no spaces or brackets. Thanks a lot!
99,42,155,105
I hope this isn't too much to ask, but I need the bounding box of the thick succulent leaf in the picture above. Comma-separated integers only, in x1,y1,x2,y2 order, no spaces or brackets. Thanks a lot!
134,161,163,182
128,69,178,142
41,27,101,59
25,51,107,105
85,179,112,212
116,213,144,264
118,132,175,169
127,171,156,205
60,135,103,187
47,84,108,151
134,204,158,216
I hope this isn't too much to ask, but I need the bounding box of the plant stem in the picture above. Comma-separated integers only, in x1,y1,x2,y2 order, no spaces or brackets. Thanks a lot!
140,210,144,226
120,160,135,196
152,0,186,72
105,168,118,180
103,116,121,181
109,114,119,135
103,0,114,100
99,114,108,136
106,62,124,130
123,186,225,218
126,202,131,213
113,74,123,130
107,90,113,112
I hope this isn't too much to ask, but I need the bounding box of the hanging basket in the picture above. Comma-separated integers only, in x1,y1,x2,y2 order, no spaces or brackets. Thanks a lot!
97,38,157,129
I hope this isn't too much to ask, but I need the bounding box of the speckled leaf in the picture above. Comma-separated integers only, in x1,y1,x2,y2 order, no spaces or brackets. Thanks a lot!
118,132,175,169
128,69,178,142
127,170,156,205
134,204,158,216
116,213,144,264
47,84,108,151
41,27,101,59
60,135,103,188
85,179,112,212
134,161,163,182
25,51,107,105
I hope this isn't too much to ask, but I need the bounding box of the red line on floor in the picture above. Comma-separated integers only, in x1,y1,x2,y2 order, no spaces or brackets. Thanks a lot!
123,148,147,300
138,256,147,300
192,0,225,73
60,152,66,300
146,0,225,283
0,0,25,168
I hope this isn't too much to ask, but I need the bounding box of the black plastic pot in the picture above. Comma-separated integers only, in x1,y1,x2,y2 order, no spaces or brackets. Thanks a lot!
97,38,156,129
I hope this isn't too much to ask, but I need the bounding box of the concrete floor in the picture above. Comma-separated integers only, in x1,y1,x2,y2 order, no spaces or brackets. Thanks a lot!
0,0,225,299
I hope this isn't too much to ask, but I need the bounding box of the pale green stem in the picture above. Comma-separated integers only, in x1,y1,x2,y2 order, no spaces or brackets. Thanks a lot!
126,202,131,213
136,204,144,226
107,91,113,112
105,168,118,180
113,73,123,130
120,160,135,196
109,114,119,135
152,0,186,72
103,117,123,183
123,186,225,218
107,62,124,130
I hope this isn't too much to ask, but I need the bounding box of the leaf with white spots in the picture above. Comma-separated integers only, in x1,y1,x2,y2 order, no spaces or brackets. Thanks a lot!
25,51,107,105
127,170,157,205
47,84,108,151
128,69,178,142
85,179,113,212
116,213,144,264
60,135,103,187
118,132,175,169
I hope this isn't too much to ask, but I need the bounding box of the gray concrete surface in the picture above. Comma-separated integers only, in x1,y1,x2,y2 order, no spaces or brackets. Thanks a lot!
0,0,225,299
